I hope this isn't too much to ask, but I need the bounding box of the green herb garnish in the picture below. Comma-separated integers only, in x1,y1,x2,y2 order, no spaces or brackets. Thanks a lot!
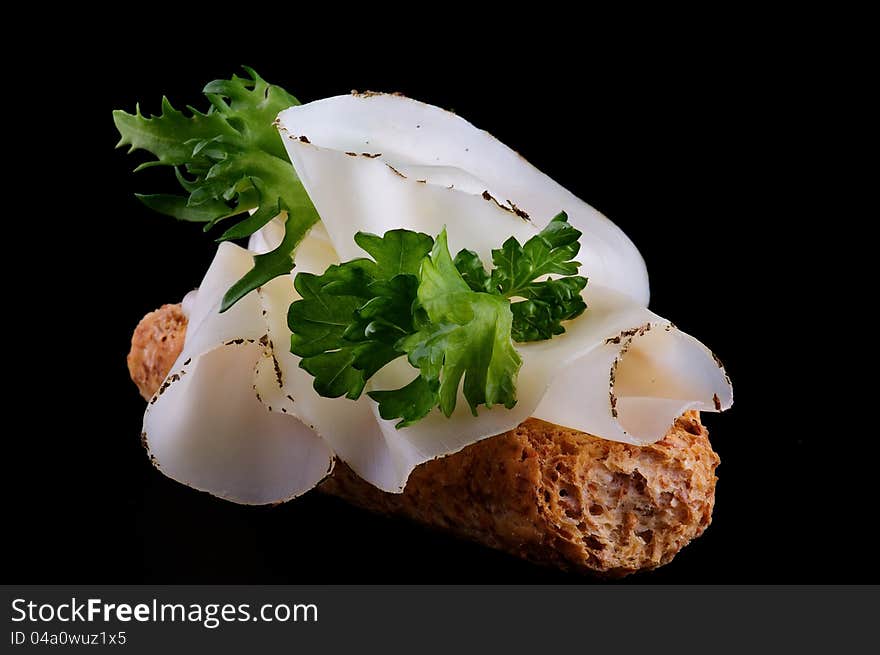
289,213,588,427
455,213,588,341
114,69,590,426
113,67,318,311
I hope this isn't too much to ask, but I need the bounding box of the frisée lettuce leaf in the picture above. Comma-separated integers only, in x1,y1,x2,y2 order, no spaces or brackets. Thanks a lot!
113,67,319,311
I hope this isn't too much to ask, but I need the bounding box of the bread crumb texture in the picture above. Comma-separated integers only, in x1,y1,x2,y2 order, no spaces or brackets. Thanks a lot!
130,304,719,576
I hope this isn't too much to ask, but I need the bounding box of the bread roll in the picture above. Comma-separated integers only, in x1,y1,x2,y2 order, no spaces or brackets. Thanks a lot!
129,304,719,576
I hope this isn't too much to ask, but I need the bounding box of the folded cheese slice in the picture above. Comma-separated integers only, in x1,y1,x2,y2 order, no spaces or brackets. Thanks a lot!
141,242,335,504
140,92,732,503
276,92,650,305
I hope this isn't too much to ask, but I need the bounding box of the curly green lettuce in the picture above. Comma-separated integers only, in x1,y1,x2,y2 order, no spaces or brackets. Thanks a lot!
113,67,318,311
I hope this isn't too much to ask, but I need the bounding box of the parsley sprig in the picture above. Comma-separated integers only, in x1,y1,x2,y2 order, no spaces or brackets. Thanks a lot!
289,213,588,427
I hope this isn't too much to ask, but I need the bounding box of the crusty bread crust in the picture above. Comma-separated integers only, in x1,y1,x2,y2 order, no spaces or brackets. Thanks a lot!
322,414,717,576
129,304,719,576
128,304,188,400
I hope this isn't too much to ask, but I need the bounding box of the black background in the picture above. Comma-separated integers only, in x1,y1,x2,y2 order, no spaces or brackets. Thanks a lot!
9,20,862,584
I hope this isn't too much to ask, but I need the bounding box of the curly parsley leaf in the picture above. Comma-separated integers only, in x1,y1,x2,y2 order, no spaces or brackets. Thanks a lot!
509,276,588,341
454,212,588,342
489,211,583,293
113,67,319,311
452,249,493,292
368,375,440,427
389,229,521,419
288,230,434,400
